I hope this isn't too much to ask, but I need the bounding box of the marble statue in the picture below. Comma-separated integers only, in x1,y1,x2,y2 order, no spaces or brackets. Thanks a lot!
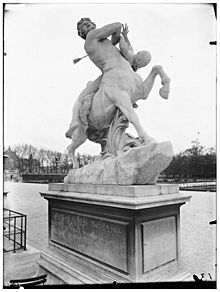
64,18,173,185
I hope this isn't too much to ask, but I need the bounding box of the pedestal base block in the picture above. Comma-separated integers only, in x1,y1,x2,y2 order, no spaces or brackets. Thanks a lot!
39,183,191,284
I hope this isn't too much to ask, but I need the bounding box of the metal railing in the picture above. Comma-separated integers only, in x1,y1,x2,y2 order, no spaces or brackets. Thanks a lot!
3,208,27,253
179,181,216,192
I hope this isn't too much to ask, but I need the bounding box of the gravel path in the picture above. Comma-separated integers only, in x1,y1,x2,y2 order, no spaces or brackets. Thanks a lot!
180,190,216,279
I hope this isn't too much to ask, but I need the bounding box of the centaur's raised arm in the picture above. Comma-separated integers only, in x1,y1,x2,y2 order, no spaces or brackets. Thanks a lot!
119,36,134,65
87,22,122,44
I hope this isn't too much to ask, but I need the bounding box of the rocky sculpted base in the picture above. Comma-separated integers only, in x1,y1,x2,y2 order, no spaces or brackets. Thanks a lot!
64,141,173,185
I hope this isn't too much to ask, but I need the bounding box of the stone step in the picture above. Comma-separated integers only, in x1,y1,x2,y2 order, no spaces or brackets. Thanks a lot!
38,245,130,285
155,265,192,282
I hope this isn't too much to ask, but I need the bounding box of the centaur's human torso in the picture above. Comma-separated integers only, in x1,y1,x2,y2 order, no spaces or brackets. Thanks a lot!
85,36,145,130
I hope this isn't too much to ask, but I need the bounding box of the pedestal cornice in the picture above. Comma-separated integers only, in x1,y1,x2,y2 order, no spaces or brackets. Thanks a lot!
40,183,191,210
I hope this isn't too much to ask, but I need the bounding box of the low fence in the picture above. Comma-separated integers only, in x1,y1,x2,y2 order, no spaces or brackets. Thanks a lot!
3,209,27,253
22,174,66,183
179,181,216,188
179,181,216,192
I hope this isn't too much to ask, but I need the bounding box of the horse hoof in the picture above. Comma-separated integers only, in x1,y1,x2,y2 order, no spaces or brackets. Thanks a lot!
65,130,72,139
159,88,169,99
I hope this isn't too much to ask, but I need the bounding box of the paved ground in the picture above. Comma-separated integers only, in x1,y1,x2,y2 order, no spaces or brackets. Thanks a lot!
3,182,216,281
4,182,48,251
180,191,216,279
4,245,41,284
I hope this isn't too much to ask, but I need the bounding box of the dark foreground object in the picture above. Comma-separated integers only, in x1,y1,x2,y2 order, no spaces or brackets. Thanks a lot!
209,220,217,225
6,281,215,289
8,274,47,288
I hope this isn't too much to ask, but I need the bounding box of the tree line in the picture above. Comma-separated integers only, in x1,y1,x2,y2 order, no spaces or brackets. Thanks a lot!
6,140,216,179
162,140,216,180
7,144,95,174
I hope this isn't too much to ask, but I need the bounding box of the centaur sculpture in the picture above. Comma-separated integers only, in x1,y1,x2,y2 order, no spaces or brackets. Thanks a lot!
66,18,171,170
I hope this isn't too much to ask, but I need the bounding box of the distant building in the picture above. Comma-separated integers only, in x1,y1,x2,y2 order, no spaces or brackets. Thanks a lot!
4,147,20,181
4,147,41,180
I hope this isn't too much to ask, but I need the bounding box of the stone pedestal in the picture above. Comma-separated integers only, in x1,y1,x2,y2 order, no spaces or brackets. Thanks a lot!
38,183,191,284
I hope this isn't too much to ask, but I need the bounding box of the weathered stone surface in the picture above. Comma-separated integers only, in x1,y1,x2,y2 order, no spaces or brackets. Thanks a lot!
39,185,191,284
41,185,191,210
64,141,173,185
49,183,179,197
142,217,177,272
50,210,128,272
66,19,171,171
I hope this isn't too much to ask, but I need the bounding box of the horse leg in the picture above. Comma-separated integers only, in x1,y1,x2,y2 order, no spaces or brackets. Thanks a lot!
143,65,170,100
65,99,82,138
112,90,156,145
67,126,87,168
152,65,170,99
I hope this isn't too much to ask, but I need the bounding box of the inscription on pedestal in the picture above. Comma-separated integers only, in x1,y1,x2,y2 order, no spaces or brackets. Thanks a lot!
50,209,128,272
142,216,177,272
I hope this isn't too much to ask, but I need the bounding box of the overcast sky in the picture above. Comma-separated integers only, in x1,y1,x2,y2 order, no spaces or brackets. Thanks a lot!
3,3,216,155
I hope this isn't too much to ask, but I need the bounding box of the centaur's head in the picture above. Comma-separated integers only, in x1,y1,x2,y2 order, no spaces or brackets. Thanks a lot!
77,18,96,40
